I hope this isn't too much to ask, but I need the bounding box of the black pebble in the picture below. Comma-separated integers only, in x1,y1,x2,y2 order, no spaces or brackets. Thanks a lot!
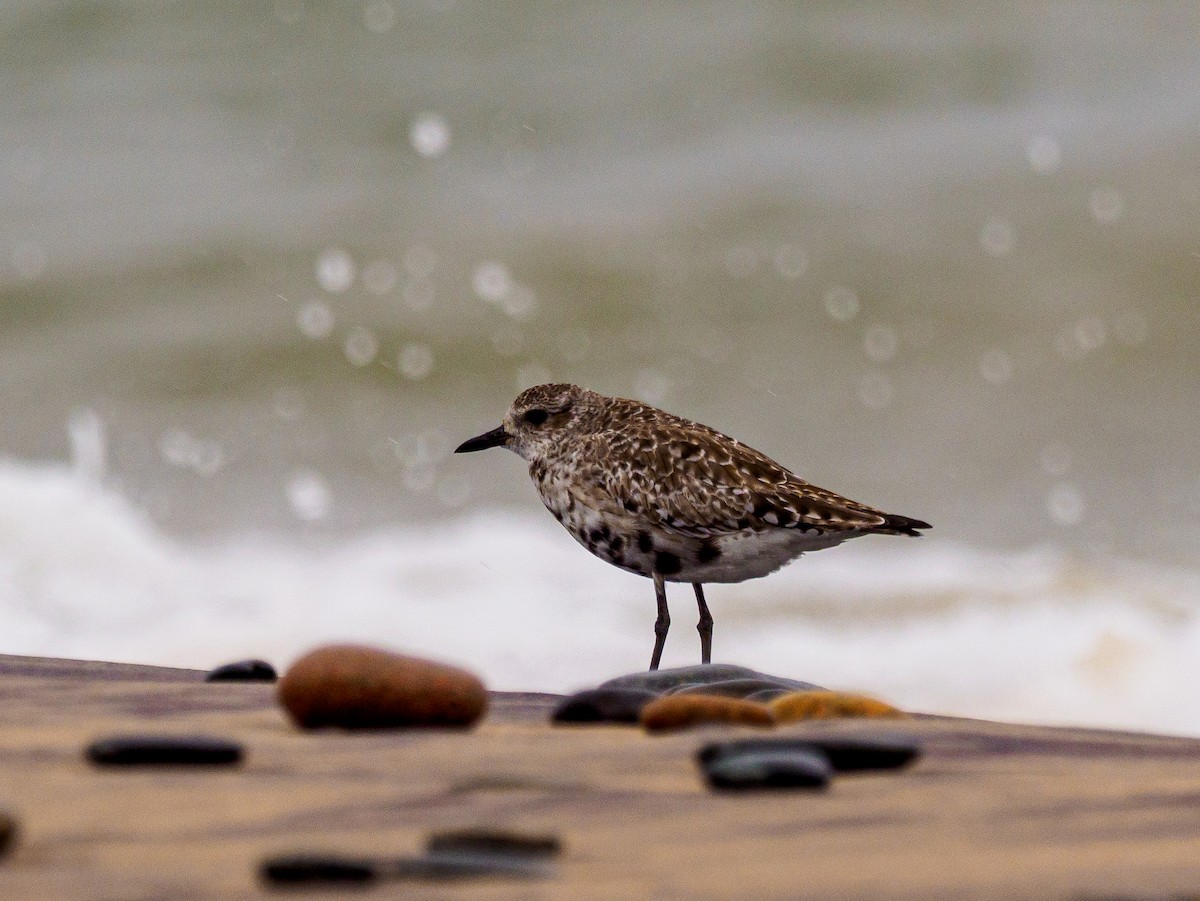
698,734,922,773
0,811,16,858
551,687,658,724
205,659,277,682
262,853,547,884
262,855,377,885
701,747,833,791
427,828,562,859
86,735,243,767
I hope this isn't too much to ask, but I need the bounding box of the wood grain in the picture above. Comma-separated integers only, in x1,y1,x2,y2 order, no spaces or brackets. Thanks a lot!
1,655,1199,900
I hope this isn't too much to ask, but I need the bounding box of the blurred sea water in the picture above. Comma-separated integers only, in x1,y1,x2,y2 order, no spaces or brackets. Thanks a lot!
2,3,1199,732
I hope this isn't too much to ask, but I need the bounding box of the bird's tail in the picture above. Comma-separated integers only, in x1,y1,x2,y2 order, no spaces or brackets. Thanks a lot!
873,513,931,537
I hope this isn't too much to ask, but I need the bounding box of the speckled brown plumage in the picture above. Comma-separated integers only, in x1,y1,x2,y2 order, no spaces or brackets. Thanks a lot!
455,383,930,670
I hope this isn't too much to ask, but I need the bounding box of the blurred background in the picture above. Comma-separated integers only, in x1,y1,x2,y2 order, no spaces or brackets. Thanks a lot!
2,2,1198,732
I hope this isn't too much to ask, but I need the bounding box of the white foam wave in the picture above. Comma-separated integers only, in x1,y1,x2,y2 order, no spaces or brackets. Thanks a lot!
2,459,1199,735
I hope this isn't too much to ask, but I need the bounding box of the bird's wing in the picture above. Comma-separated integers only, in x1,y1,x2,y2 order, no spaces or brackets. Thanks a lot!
580,414,896,539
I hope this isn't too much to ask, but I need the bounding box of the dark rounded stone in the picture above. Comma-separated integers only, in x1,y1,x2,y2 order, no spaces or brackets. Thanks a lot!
700,747,832,791
599,664,822,695
86,735,243,767
0,811,17,858
808,734,922,771
205,659,277,682
261,854,378,885
698,733,922,773
426,829,562,859
551,687,657,724
669,679,796,700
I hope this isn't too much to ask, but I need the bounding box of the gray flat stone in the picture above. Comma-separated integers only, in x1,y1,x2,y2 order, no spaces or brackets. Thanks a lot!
599,664,821,694
701,747,833,791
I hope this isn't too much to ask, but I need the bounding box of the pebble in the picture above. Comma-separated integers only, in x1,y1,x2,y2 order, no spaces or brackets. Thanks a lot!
770,690,905,722
86,735,243,767
601,664,821,695
260,852,548,885
639,694,776,733
261,854,378,885
698,734,922,773
426,828,562,859
551,687,657,724
205,659,277,682
277,645,488,730
700,746,833,791
669,679,795,701
0,811,16,858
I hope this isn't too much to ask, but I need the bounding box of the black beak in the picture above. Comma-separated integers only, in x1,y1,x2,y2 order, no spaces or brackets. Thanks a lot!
454,425,510,454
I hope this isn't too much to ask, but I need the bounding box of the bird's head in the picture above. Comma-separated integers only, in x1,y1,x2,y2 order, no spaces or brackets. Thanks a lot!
454,383,596,462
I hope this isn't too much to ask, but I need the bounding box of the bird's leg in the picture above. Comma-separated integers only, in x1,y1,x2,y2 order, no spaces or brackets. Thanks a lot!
693,583,713,664
649,573,670,671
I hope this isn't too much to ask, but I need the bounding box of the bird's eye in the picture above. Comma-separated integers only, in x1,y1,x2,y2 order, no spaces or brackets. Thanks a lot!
523,408,549,426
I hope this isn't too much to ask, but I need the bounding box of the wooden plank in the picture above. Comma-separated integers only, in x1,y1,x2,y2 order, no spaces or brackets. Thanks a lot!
1,655,1199,899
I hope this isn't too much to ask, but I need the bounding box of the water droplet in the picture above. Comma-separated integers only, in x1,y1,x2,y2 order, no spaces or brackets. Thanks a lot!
1089,186,1123,223
398,343,434,380
343,326,379,367
980,217,1014,258
157,429,225,475
857,371,893,409
363,0,395,32
500,284,536,318
316,248,355,293
823,286,859,322
1073,317,1107,353
288,470,331,521
473,261,513,302
1026,135,1061,173
297,300,334,339
362,260,397,295
403,461,437,492
410,112,451,158
192,442,226,477
863,324,898,363
772,243,808,280
1047,483,1084,526
979,349,1013,385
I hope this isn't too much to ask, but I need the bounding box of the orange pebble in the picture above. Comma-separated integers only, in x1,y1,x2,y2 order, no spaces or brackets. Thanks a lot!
278,644,488,730
639,693,776,733
769,690,906,723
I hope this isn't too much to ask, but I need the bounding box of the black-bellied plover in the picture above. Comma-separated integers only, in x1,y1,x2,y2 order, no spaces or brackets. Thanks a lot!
455,384,930,670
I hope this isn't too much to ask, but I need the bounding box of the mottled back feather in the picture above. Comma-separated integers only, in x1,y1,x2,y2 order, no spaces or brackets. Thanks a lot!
553,392,926,540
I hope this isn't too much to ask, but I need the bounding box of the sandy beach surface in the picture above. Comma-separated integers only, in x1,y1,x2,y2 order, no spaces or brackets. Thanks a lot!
1,654,1200,900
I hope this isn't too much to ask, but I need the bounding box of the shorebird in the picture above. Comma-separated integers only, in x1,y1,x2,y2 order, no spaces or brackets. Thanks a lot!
455,384,930,670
